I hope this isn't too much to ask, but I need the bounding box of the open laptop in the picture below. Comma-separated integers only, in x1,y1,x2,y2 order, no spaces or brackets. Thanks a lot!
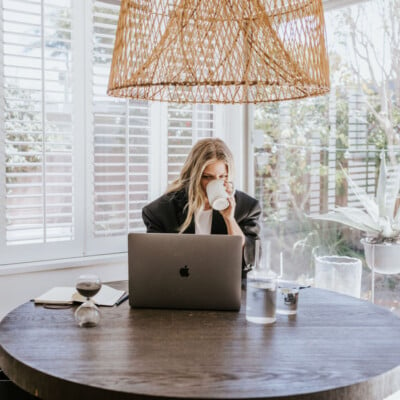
128,233,242,311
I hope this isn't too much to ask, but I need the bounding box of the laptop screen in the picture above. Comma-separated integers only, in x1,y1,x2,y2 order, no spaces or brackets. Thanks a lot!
128,233,242,311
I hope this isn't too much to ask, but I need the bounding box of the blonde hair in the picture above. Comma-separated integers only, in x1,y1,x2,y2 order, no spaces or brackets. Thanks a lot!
167,138,235,233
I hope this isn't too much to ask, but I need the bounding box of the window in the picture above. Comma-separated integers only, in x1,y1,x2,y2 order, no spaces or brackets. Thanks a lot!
253,0,398,234
251,0,400,311
167,104,216,182
0,0,219,266
91,2,152,244
1,0,76,264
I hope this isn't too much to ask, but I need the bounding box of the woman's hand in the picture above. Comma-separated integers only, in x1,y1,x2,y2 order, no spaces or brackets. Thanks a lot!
219,181,235,220
219,182,245,246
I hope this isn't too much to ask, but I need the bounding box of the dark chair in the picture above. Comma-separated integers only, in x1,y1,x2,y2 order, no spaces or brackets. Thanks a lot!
0,369,38,399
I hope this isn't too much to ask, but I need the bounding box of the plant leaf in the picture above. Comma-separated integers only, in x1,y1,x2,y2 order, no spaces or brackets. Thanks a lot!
311,208,381,235
376,152,387,217
378,216,398,238
335,207,382,231
383,164,400,218
394,198,400,224
341,165,379,222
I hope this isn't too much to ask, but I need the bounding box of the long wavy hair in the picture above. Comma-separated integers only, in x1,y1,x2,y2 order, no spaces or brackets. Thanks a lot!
167,138,235,233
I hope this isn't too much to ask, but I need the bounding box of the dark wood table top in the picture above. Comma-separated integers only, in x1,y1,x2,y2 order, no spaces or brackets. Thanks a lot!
1,281,400,400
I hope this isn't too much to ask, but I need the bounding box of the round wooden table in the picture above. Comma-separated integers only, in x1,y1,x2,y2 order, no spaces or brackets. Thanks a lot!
1,282,400,400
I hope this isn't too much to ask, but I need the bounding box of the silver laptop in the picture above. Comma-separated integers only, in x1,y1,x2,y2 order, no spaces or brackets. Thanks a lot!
128,233,242,311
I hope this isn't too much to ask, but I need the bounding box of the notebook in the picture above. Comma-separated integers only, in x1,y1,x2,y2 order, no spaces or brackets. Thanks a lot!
34,284,126,307
128,233,243,311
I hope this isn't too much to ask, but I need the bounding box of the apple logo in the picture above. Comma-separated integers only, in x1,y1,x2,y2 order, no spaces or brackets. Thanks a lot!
179,265,190,277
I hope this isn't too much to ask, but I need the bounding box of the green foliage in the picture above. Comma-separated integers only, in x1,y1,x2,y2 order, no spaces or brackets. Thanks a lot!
254,94,333,225
254,0,400,259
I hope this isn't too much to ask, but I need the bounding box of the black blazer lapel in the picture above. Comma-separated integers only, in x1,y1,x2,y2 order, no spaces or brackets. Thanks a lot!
211,210,227,234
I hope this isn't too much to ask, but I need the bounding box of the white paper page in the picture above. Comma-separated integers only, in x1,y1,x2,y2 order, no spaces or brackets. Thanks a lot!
34,287,75,304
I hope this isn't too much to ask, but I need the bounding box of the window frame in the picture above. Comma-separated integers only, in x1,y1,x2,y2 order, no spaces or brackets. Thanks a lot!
0,0,239,270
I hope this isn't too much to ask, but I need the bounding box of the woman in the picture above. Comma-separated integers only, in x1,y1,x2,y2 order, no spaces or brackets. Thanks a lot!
142,138,261,272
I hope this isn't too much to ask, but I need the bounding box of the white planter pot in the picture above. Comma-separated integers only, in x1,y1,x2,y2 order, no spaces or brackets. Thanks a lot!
361,238,400,275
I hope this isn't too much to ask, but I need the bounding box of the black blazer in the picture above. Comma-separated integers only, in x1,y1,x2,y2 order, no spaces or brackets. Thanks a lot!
142,189,262,271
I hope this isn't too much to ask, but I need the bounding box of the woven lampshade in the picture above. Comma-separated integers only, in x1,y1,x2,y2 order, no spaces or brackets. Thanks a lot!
107,0,330,104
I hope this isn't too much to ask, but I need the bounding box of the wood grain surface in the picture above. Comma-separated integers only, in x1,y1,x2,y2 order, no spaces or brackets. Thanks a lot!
1,282,400,400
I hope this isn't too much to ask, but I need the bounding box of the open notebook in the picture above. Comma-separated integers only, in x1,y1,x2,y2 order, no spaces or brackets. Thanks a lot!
34,284,126,307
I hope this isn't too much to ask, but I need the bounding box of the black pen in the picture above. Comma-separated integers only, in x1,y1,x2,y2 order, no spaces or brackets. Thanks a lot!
115,293,129,306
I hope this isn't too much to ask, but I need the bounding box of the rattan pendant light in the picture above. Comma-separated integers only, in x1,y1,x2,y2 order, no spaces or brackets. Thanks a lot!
107,0,330,104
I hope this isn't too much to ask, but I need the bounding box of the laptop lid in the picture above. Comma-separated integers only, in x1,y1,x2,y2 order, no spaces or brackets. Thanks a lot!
128,233,242,311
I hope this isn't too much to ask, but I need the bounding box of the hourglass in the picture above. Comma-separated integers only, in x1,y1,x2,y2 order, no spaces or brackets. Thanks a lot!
74,274,102,327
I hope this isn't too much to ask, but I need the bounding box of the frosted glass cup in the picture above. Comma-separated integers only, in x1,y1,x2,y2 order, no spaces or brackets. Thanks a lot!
314,255,362,298
206,179,229,211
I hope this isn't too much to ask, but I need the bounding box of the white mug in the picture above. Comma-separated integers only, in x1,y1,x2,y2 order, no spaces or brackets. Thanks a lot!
206,179,230,210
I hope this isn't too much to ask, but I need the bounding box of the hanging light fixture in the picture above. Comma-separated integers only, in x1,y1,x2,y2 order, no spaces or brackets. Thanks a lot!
107,0,330,104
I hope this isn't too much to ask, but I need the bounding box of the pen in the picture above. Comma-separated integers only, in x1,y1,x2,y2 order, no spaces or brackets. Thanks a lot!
115,293,129,306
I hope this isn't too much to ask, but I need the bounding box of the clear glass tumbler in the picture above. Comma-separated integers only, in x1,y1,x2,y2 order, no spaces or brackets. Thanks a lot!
276,281,300,315
246,269,277,325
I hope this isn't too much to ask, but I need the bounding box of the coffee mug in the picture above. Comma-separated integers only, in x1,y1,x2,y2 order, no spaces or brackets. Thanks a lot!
206,179,230,210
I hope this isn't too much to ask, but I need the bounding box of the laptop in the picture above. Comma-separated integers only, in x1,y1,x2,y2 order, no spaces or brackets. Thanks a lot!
128,233,242,311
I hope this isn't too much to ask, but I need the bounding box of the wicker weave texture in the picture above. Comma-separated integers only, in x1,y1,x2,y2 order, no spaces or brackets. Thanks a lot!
107,0,330,103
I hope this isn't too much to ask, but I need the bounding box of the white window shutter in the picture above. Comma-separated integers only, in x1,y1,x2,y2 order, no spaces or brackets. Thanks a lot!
86,0,151,255
167,104,216,184
0,0,224,266
1,0,76,264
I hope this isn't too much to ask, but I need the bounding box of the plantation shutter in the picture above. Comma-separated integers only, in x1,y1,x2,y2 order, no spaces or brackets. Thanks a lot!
0,0,223,266
1,0,75,263
167,104,216,184
87,0,151,254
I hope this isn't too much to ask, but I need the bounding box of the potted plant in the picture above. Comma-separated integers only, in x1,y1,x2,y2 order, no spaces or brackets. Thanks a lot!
311,153,400,275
